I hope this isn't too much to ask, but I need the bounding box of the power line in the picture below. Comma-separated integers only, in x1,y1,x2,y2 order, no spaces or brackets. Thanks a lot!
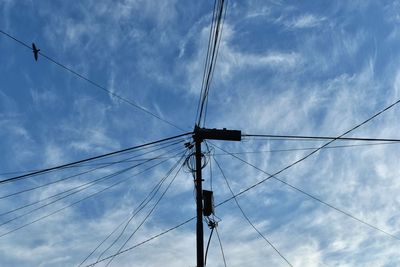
84,216,196,267
195,0,218,124
0,29,186,132
196,0,227,126
202,0,226,126
213,141,399,155
79,218,128,267
213,156,293,267
203,0,228,125
204,226,215,266
10,139,385,172
103,152,187,266
201,0,227,127
78,151,188,266
160,99,400,265
96,152,186,263
0,132,192,184
242,134,400,142
212,144,400,242
0,138,186,177
0,163,136,228
205,221,227,267
129,137,400,265
205,95,400,243
214,228,227,267
0,145,184,220
0,139,184,201
0,149,186,238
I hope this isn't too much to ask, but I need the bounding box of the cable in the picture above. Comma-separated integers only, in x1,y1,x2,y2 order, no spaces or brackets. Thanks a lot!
0,164,133,223
0,29,185,132
0,138,187,177
0,145,184,220
79,219,127,267
195,0,218,123
213,155,292,266
0,153,167,227
204,227,215,266
0,132,192,184
198,0,225,126
103,153,187,266
215,227,227,267
0,146,184,225
0,149,185,238
196,0,227,126
84,216,196,267
201,0,227,127
0,139,185,202
205,96,400,241
242,134,400,142
78,151,187,266
212,141,399,155
95,151,187,265
198,0,221,126
211,144,400,242
1,142,185,210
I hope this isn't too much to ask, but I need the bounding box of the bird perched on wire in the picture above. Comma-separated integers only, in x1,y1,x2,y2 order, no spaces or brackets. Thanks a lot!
32,43,40,61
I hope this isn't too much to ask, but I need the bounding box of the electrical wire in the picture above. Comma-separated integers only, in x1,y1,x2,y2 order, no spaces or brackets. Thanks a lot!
0,139,185,201
0,141,182,201
213,156,293,266
242,134,400,142
78,151,188,266
0,146,185,225
204,227,215,266
0,29,185,132
196,0,227,127
0,132,192,184
195,0,218,123
212,141,399,155
0,164,132,223
0,138,187,178
200,0,223,126
84,216,196,267
79,219,127,267
203,95,400,243
95,151,187,265
103,152,188,266
0,149,177,228
211,144,400,242
0,144,184,219
199,0,225,126
0,149,186,238
215,227,227,267
201,0,227,127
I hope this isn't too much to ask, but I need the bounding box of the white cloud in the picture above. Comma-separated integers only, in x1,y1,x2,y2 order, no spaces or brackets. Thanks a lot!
288,14,326,29
183,23,302,95
2,1,400,266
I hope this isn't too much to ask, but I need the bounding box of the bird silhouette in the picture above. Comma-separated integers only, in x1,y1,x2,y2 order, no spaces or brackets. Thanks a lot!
32,43,40,61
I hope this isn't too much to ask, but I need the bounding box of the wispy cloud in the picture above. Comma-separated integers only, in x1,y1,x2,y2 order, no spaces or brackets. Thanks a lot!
283,14,327,29
2,1,400,266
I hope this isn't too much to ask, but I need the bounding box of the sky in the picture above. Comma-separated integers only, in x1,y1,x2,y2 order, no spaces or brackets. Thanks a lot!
1,0,400,266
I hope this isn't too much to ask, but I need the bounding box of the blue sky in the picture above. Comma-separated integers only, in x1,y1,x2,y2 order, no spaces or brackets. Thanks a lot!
1,1,400,266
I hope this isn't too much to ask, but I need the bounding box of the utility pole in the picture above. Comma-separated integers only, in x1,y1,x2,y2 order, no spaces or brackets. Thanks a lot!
193,126,241,267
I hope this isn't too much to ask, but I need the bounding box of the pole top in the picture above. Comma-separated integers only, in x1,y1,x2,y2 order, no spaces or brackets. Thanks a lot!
193,126,241,142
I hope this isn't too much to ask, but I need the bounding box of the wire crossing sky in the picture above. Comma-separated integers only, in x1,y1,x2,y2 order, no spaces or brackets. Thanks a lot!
2,1,400,266
0,29,186,132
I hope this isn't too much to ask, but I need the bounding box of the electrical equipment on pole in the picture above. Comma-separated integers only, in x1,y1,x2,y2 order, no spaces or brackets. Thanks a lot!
192,126,241,267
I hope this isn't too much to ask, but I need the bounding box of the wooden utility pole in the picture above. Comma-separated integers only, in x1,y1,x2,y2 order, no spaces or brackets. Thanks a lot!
193,126,241,267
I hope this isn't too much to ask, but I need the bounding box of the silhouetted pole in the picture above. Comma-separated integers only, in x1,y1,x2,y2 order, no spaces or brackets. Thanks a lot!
194,136,204,267
193,126,241,267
